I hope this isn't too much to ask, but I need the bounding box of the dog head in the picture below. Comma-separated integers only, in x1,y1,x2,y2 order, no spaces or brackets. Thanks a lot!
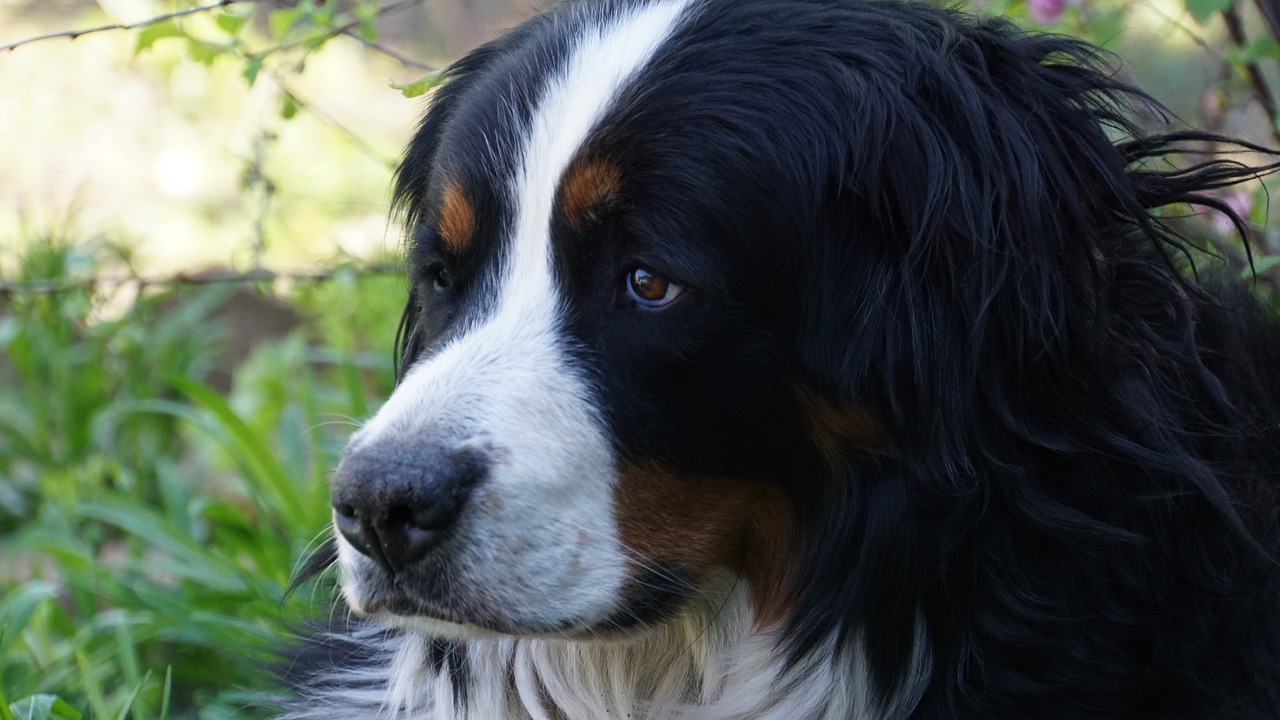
327,0,1241,652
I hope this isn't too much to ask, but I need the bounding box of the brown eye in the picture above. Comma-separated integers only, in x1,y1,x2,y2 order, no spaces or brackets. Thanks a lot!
625,267,683,308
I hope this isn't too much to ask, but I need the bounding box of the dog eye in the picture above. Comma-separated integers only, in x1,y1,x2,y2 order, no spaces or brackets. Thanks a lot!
625,267,683,308
430,264,452,291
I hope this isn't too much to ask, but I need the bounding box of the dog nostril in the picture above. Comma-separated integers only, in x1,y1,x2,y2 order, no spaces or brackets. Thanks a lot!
374,504,453,572
332,504,375,560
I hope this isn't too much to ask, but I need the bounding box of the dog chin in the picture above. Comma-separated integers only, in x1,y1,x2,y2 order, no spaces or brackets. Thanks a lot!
341,578,613,639
367,609,503,640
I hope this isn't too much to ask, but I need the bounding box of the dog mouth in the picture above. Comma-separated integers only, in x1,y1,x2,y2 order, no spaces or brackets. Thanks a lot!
344,556,492,627
342,554,587,635
357,587,591,636
358,589,485,629
344,547,696,637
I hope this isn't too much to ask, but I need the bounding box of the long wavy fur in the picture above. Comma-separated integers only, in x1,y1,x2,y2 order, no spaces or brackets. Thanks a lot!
772,12,1280,717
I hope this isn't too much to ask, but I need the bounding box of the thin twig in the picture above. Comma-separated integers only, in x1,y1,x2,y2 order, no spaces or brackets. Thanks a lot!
265,70,398,166
1137,0,1229,64
1222,5,1280,144
0,266,402,296
1,0,255,53
238,1,423,167
340,28,437,71
1253,0,1280,48
244,0,418,63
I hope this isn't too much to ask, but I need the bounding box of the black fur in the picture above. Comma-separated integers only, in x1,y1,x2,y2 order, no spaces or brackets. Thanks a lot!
288,0,1280,717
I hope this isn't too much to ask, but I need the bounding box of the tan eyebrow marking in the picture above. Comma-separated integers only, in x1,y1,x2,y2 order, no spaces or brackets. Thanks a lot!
558,158,623,231
438,180,475,253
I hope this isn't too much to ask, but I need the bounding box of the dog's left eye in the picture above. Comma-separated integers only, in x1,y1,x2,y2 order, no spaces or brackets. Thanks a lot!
625,267,683,308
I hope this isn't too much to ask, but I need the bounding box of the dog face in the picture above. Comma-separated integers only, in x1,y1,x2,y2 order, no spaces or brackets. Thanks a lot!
332,0,828,637
326,0,1197,647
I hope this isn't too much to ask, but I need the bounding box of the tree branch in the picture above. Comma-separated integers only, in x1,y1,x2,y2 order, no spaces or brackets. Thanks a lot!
0,265,402,297
340,28,436,71
1253,0,1280,47
243,0,419,62
1,0,255,53
1222,4,1280,144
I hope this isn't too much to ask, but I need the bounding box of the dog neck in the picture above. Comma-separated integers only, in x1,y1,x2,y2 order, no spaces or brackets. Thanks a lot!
304,580,927,720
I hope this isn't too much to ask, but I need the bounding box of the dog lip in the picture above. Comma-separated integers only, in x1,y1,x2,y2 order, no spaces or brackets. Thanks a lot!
360,589,454,620
358,585,599,635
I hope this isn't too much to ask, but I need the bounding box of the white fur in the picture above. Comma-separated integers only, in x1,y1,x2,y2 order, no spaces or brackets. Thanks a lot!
284,579,931,719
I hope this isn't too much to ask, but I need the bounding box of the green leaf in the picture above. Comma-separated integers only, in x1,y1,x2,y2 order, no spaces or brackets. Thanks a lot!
355,2,381,42
214,12,247,36
0,581,57,655
185,41,222,66
112,671,151,720
73,650,107,720
269,8,302,39
76,500,248,593
392,70,447,99
159,667,172,720
281,93,299,120
1238,37,1280,63
1184,0,1232,22
9,695,82,720
134,20,184,54
358,15,379,42
1253,254,1280,273
167,376,306,528
242,57,264,86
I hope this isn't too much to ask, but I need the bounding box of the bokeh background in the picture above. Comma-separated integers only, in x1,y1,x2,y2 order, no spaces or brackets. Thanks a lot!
1,0,1277,717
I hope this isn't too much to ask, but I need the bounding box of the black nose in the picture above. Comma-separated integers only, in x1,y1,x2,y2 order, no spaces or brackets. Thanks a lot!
330,444,484,574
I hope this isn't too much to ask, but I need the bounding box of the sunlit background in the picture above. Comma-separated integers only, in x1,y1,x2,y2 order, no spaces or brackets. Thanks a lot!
0,0,1272,277
0,0,563,276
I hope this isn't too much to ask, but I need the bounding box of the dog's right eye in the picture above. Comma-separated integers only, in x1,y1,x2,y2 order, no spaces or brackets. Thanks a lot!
429,263,453,291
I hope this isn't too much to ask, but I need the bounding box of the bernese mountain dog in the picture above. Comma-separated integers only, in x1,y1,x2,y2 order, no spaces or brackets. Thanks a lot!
283,0,1280,717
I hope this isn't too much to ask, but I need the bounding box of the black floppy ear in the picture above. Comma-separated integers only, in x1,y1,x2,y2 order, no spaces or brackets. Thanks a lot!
387,34,518,381
808,16,1276,468
393,290,421,382
802,20,1130,464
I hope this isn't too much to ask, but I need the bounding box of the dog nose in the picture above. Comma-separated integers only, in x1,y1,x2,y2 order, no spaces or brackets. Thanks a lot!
330,445,484,574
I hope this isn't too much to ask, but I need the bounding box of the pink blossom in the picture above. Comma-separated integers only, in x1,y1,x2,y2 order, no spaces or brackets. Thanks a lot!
1202,89,1223,122
1028,0,1067,24
1212,191,1255,236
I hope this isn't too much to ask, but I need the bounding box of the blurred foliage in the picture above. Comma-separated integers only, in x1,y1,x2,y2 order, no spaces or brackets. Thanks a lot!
0,237,400,718
1,0,1280,717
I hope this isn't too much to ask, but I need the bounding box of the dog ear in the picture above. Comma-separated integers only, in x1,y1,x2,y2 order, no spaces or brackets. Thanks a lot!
786,13,1279,705
805,16,1276,469
389,36,521,381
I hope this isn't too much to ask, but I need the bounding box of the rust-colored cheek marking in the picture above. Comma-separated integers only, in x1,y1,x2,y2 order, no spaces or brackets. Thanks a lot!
558,158,622,230
799,387,886,471
613,465,797,630
438,181,475,253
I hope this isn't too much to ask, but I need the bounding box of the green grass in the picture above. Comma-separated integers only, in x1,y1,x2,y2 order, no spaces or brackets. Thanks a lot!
0,237,403,719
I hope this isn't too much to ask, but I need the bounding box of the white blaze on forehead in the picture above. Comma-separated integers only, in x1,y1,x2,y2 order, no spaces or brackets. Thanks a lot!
342,0,695,630
355,0,692,446
508,0,692,298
